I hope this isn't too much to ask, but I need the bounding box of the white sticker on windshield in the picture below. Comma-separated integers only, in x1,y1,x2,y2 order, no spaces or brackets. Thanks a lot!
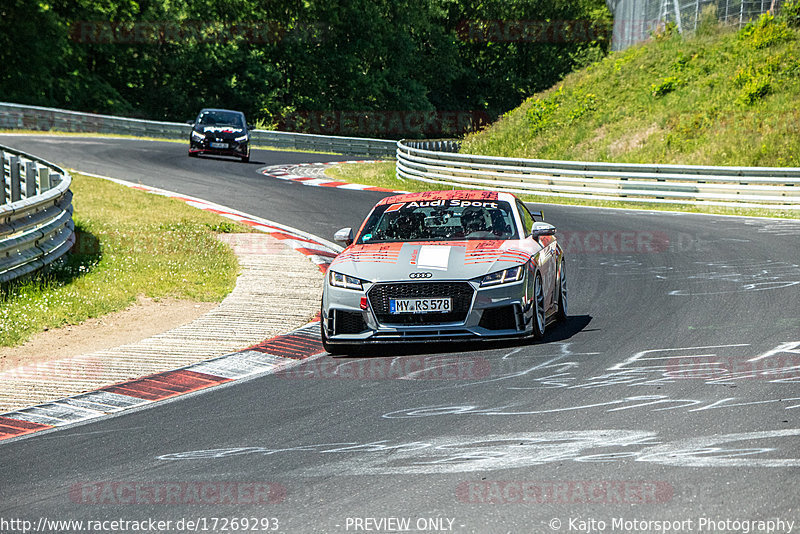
417,245,451,271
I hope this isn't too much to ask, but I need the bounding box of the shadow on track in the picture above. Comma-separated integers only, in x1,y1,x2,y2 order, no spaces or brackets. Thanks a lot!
187,154,268,165
542,314,593,343
332,314,593,358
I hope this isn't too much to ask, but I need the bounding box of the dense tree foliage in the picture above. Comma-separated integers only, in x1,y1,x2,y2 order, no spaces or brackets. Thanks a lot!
0,0,611,137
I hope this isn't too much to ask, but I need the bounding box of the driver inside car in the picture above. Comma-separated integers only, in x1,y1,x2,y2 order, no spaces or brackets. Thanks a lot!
488,208,512,237
460,207,489,236
389,214,416,240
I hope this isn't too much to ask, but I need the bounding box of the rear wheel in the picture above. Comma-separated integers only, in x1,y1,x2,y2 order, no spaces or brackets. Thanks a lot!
531,272,546,339
188,151,198,158
556,259,568,322
241,155,250,163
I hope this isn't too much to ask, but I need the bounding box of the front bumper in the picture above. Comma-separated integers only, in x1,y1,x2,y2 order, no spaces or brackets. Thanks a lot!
189,138,248,157
321,278,533,344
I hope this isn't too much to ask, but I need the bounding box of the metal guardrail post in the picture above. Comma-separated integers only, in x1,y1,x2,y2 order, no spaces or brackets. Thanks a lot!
0,151,5,205
38,165,51,193
9,156,21,203
24,161,38,198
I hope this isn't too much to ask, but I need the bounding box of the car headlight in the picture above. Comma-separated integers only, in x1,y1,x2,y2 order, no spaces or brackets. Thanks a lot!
191,130,204,141
234,135,248,142
480,265,524,287
328,270,364,290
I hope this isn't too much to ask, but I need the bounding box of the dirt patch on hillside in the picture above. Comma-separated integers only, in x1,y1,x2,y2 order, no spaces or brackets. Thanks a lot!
609,123,660,157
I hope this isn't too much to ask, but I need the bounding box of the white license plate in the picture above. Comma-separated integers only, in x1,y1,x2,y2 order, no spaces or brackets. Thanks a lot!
389,298,451,314
210,142,228,149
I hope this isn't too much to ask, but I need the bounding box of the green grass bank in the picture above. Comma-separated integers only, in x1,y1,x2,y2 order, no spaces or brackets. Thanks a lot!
0,173,249,347
461,8,800,168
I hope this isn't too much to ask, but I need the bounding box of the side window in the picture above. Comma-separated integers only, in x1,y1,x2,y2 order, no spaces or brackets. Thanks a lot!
516,200,534,237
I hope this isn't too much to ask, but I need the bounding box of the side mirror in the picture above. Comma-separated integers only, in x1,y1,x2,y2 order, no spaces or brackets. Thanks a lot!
531,222,556,238
334,227,354,246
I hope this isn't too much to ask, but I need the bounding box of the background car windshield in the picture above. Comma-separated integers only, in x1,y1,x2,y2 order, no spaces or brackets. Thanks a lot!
197,111,244,128
357,200,518,244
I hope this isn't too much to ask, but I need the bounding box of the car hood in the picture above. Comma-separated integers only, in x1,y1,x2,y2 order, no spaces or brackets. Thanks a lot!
329,240,539,281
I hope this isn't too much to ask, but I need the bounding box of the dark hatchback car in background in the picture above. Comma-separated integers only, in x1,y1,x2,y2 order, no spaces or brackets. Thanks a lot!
188,108,251,162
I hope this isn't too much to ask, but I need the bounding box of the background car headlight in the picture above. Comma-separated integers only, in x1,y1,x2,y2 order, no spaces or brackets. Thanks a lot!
480,265,524,287
329,270,364,290
234,135,248,142
191,130,204,141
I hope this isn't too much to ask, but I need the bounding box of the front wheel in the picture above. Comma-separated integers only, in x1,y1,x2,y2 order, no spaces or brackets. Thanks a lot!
531,272,546,339
320,316,355,355
556,259,568,322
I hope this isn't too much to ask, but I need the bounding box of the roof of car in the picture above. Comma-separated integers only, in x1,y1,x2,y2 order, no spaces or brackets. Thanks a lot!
199,108,245,116
377,190,513,206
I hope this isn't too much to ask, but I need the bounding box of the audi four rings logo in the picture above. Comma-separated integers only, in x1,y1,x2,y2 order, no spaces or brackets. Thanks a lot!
409,272,433,279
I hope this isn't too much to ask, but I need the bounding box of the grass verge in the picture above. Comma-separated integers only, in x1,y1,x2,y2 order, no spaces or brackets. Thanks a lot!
325,161,436,193
0,173,252,347
324,162,800,219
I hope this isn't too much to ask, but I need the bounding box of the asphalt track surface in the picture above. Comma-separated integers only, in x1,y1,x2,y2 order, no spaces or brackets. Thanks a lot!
1,135,800,533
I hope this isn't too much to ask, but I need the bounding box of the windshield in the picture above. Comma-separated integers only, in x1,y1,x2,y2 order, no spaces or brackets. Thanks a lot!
197,110,244,128
356,199,518,244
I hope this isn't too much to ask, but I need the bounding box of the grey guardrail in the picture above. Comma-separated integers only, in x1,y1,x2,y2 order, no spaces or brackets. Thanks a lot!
1,145,75,283
0,102,396,158
396,139,800,209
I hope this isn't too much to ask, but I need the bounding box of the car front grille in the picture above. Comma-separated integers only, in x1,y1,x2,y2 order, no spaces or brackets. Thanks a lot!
368,282,474,325
479,305,518,331
334,310,368,334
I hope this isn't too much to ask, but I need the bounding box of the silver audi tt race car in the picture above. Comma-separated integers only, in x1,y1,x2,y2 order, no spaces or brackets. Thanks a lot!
320,190,567,353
